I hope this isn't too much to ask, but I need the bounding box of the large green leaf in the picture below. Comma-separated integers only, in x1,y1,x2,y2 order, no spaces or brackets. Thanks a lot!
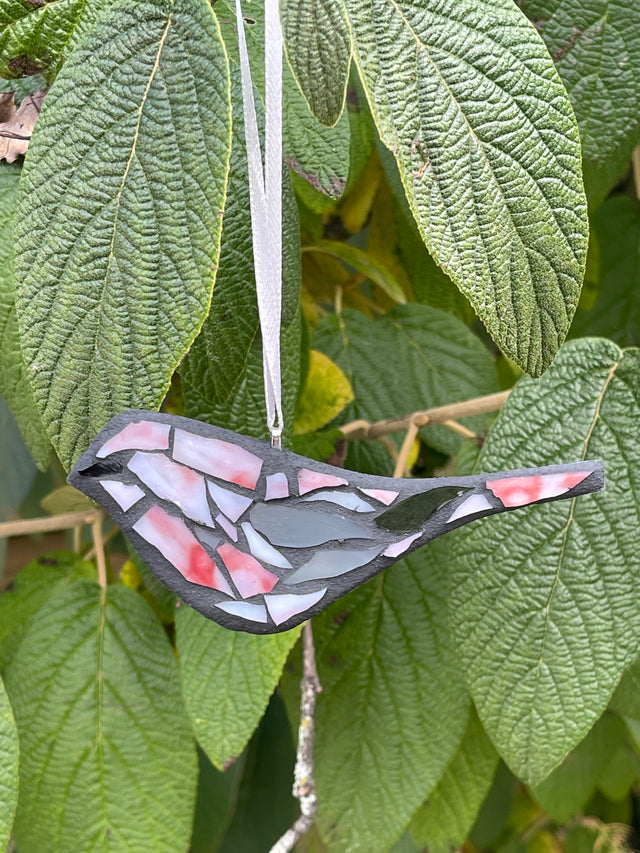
6,582,197,852
0,675,18,852
570,196,640,346
301,542,469,853
346,0,588,376
519,0,640,208
176,606,300,770
0,161,49,468
281,0,351,127
449,339,640,783
530,712,627,821
313,305,499,456
179,73,301,433
0,550,95,673
14,0,231,470
409,706,499,853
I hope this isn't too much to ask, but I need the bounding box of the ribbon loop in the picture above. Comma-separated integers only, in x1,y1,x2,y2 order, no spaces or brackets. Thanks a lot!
235,0,284,442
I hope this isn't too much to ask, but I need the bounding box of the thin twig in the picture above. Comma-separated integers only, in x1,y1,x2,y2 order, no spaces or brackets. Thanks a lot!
442,419,478,439
0,509,101,538
341,390,510,441
269,622,321,853
92,516,107,590
84,525,119,561
393,421,419,478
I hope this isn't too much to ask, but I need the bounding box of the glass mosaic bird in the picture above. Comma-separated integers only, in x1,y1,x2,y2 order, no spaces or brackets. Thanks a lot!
68,410,605,634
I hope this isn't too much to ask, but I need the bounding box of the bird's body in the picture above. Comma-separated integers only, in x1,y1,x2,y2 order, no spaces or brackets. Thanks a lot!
68,410,604,634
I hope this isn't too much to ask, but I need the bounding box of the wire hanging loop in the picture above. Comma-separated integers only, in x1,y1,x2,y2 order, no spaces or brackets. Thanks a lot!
235,0,284,447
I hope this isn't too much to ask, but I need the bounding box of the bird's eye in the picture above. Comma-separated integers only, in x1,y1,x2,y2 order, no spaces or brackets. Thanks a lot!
375,486,469,532
77,459,123,477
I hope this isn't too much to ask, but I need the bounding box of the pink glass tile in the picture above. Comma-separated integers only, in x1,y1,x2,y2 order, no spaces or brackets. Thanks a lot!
96,420,170,458
127,451,213,527
264,588,327,626
216,513,238,542
133,505,233,595
217,543,279,599
265,472,289,500
216,600,268,623
359,488,399,506
297,468,348,496
100,480,144,512
173,429,263,489
383,532,422,558
486,471,590,508
207,480,253,522
447,493,493,523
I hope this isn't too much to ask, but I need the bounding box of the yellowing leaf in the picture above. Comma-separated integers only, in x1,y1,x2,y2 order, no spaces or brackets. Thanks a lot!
40,485,92,515
295,350,354,434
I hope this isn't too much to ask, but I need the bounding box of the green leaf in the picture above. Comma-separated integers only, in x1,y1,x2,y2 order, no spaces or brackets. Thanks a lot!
0,675,18,852
0,72,46,99
14,0,232,470
281,0,351,127
449,339,640,783
0,394,36,522
346,0,588,376
409,706,499,853
295,350,353,434
313,305,499,456
179,73,301,437
6,582,197,852
530,713,627,821
190,746,246,853
216,692,298,853
303,240,407,303
284,75,351,199
518,0,640,208
176,606,300,770
0,161,49,468
0,550,95,673
0,0,91,79
304,542,469,853
570,197,640,347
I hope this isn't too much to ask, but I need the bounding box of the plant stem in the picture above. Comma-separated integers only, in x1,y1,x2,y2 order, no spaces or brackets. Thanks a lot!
340,389,510,441
268,622,322,853
0,510,101,538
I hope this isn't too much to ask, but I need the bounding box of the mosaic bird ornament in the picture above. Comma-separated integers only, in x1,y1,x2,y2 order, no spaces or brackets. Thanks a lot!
68,410,605,634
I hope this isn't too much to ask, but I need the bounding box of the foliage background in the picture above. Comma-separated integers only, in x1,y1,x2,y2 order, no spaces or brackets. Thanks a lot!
1,0,640,851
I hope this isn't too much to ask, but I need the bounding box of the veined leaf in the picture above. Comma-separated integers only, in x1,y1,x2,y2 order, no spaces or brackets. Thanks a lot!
519,0,640,208
0,550,94,673
0,161,49,467
6,582,197,852
0,394,37,522
313,305,499,456
346,0,588,376
449,339,640,783
176,605,300,770
305,542,469,853
409,707,499,853
570,196,640,346
281,0,352,127
14,0,232,470
0,674,18,852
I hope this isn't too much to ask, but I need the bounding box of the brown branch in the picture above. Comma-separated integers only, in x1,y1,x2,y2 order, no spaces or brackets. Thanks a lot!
393,421,419,478
0,510,101,538
633,144,640,202
92,516,107,590
340,390,511,441
269,622,322,853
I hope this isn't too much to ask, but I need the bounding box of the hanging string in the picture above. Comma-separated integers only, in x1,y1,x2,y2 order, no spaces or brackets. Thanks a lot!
235,0,284,448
